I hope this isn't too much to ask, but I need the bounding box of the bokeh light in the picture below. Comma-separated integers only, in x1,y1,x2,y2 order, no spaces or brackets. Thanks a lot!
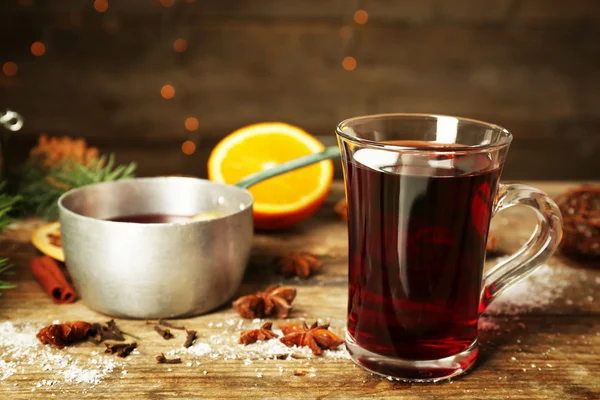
19,0,34,6
31,41,46,56
160,0,175,7
185,117,199,131
174,38,188,53
2,62,18,77
94,0,108,13
339,25,353,40
342,56,357,71
160,84,175,99
182,140,196,155
354,10,369,25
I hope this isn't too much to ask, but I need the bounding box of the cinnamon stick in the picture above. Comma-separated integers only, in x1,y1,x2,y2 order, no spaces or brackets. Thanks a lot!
30,255,76,304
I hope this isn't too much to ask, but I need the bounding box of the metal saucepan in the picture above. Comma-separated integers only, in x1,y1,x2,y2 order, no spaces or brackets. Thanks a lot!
57,147,340,319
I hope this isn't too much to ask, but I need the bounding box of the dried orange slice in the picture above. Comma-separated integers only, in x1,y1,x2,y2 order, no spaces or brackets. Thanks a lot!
31,221,65,262
208,122,334,230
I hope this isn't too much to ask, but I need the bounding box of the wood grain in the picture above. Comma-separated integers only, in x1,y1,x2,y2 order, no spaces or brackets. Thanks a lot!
0,181,599,399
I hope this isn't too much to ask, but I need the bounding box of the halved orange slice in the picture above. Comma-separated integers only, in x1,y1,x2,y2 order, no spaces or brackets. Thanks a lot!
31,221,65,262
208,122,334,230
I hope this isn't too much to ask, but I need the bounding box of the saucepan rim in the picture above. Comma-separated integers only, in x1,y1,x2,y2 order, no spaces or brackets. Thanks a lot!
57,176,254,226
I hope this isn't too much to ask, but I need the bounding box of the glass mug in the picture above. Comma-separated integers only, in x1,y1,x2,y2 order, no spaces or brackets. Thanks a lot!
335,114,562,382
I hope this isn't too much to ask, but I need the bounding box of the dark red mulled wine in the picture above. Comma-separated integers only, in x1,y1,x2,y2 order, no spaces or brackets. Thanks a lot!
344,142,502,364
108,214,193,224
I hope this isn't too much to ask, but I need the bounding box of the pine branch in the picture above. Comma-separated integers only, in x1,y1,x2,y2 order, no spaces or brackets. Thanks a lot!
0,181,20,231
0,258,16,292
19,154,136,220
0,182,20,294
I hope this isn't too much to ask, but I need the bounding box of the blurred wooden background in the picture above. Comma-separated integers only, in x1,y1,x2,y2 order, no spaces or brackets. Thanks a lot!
1,0,599,179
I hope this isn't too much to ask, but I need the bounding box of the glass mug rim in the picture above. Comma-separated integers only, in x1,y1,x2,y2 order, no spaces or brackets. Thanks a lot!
336,113,513,153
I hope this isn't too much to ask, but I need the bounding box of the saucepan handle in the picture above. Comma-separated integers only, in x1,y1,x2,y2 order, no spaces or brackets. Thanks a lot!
235,146,341,189
480,183,563,311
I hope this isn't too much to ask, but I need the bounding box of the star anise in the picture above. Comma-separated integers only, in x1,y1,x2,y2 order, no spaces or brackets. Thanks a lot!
238,322,279,345
232,285,297,319
36,321,92,349
279,321,344,355
277,252,323,279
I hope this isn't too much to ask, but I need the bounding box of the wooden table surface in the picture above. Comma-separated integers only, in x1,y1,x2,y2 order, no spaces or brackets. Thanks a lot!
0,181,598,400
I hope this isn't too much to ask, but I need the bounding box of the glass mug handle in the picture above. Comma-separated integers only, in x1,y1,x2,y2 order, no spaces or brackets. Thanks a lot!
480,183,563,311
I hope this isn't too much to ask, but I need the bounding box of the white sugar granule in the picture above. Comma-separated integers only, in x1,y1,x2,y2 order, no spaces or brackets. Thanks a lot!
173,342,212,357
483,260,588,316
0,321,125,390
478,317,500,332
0,360,17,381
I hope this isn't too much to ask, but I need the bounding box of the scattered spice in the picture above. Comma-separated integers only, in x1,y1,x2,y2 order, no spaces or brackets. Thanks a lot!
4,319,354,390
294,369,309,376
238,322,278,345
36,321,92,349
156,353,182,364
555,186,599,258
154,326,174,340
165,318,351,364
87,324,104,344
106,320,125,340
2,321,126,388
88,320,125,344
29,256,76,304
232,285,297,319
279,321,344,355
277,252,323,278
184,330,197,348
334,198,348,221
104,342,137,358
